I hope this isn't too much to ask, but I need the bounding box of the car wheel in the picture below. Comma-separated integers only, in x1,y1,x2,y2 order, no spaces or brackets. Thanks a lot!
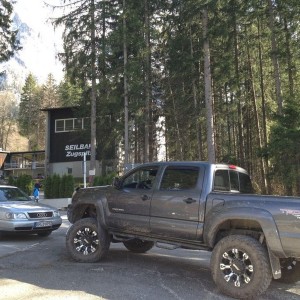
210,235,272,299
37,231,52,237
123,239,154,253
276,258,300,283
66,217,110,262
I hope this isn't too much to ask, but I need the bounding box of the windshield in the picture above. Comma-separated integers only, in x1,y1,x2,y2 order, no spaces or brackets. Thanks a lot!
0,187,31,202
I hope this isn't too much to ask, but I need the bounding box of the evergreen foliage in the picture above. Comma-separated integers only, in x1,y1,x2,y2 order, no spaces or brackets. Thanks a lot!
17,74,42,150
93,173,116,186
14,0,300,195
52,174,61,198
44,174,74,198
268,97,300,195
0,0,20,63
8,174,33,195
44,174,53,199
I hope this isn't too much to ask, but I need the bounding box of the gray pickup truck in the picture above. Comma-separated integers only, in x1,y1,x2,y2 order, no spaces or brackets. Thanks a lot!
66,161,300,299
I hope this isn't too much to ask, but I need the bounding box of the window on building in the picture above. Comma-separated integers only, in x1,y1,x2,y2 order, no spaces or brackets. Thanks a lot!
55,118,86,133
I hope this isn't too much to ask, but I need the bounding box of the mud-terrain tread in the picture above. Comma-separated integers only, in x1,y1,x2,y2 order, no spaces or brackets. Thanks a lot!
211,235,272,299
66,217,110,263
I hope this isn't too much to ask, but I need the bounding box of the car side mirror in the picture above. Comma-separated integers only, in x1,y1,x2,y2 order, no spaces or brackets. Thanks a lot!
112,177,121,189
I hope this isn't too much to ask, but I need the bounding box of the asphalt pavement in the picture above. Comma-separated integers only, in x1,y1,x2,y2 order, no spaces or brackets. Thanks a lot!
0,213,300,300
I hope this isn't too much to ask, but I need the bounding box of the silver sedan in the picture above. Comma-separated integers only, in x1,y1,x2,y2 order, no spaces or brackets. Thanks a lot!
0,185,62,237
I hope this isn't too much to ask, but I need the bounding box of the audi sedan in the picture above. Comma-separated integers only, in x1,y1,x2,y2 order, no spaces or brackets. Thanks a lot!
0,185,62,237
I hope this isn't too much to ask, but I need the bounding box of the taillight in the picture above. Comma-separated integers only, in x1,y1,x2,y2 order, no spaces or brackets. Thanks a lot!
229,165,237,169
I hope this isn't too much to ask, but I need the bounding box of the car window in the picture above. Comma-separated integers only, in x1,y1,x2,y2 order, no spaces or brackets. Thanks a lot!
160,167,199,190
0,187,31,202
122,167,158,189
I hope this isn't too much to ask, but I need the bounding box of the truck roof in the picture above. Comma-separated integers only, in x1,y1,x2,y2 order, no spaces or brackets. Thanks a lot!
131,161,248,174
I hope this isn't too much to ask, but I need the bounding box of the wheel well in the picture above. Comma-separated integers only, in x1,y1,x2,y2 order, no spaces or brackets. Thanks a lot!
72,205,97,223
213,219,264,246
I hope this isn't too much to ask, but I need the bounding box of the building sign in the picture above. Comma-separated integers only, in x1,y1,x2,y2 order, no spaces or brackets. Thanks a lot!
49,130,93,163
65,144,91,158
47,108,97,163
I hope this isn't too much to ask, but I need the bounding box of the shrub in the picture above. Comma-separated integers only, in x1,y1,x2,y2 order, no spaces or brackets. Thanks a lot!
93,173,116,186
44,175,53,199
44,174,75,199
52,174,61,198
7,175,32,195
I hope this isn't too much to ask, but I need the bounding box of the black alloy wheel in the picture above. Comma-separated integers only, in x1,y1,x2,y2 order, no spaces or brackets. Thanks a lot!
66,217,110,262
211,235,272,299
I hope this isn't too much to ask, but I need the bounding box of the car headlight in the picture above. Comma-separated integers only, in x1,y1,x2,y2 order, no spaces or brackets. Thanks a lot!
5,212,27,219
53,211,60,217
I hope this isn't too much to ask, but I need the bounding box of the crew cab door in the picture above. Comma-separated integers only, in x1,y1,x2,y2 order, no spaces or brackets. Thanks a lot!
150,165,204,240
106,165,159,234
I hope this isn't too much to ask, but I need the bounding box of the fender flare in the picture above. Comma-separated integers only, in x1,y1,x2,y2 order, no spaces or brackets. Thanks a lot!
70,197,108,229
203,206,286,258
95,199,107,229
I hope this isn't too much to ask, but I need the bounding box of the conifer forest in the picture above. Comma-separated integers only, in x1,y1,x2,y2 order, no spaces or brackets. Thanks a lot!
3,0,300,196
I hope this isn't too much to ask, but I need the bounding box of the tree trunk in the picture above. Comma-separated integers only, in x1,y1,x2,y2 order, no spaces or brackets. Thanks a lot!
89,0,97,184
144,0,151,162
283,17,294,98
267,0,283,114
168,81,184,160
246,42,268,194
202,8,215,163
232,9,245,167
123,0,129,167
190,25,202,160
257,18,271,194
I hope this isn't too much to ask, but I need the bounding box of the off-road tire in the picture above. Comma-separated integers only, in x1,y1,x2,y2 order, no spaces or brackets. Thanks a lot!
211,235,272,299
123,239,154,253
66,217,110,262
277,259,300,283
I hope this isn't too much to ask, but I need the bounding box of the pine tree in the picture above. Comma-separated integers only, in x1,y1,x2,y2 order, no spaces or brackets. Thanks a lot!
0,0,20,63
18,74,42,150
41,74,60,108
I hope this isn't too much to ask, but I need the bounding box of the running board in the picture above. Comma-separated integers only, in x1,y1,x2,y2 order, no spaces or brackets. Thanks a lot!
155,242,179,250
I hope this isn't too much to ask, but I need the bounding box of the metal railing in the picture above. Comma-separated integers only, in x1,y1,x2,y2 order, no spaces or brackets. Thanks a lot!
4,162,45,169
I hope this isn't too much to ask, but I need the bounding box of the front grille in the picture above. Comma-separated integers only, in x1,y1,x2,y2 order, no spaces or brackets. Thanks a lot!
28,212,53,219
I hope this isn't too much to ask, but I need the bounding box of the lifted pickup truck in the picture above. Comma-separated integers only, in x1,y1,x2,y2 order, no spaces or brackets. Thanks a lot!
66,161,300,299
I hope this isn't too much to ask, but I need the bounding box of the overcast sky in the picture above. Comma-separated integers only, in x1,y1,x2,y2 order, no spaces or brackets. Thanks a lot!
13,0,64,83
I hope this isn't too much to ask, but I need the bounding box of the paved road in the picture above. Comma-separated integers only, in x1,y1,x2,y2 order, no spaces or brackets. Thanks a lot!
0,213,300,300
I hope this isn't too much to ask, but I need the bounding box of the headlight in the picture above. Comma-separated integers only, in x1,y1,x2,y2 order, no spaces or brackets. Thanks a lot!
5,212,27,219
53,211,60,217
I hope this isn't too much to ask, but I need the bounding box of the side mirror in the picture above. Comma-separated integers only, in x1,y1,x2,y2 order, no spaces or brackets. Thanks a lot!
112,177,121,189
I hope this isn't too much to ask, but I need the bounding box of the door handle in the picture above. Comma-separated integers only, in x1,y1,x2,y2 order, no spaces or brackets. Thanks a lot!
141,195,149,201
183,198,196,204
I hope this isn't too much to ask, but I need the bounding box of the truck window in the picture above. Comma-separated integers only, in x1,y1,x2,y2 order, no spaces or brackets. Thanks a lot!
239,173,253,193
122,167,158,189
214,169,253,193
229,170,239,191
214,170,230,191
160,167,199,190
